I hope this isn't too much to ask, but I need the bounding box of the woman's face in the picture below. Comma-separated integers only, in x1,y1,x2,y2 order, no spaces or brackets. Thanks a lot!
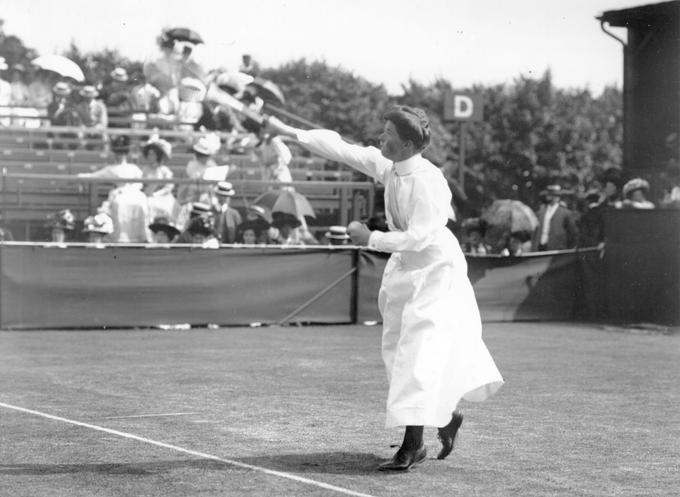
154,230,171,243
51,228,65,243
242,229,256,244
147,149,160,166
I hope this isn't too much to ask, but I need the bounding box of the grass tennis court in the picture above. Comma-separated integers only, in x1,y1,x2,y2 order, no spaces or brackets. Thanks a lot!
1,322,678,497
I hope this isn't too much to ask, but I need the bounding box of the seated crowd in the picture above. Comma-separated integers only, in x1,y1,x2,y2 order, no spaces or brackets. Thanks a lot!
457,166,668,256
29,133,351,247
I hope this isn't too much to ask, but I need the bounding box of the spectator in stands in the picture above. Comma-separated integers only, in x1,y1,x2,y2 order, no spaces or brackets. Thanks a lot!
243,204,272,244
235,220,261,244
82,212,114,244
500,231,532,256
103,67,135,128
130,71,161,113
186,215,219,248
532,184,579,251
323,225,351,245
78,135,149,242
47,82,82,149
176,201,213,243
0,212,14,241
77,85,108,129
0,57,11,125
176,133,221,225
45,209,75,243
148,216,180,244
621,178,655,209
255,129,294,187
460,218,491,255
194,98,245,134
576,188,606,247
239,54,260,77
8,64,30,106
176,77,206,131
600,167,624,208
140,135,179,221
27,68,54,108
212,181,242,244
270,211,317,245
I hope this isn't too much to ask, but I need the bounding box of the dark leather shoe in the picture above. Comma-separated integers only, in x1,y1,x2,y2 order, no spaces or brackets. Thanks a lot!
377,444,427,471
437,411,463,460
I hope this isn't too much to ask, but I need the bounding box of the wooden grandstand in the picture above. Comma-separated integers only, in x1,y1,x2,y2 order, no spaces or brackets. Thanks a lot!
0,125,375,240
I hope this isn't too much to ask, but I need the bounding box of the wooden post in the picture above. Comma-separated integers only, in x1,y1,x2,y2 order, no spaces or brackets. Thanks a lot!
459,122,466,190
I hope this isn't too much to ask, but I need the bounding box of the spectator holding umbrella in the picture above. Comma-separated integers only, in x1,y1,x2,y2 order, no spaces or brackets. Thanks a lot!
47,82,82,149
27,68,54,108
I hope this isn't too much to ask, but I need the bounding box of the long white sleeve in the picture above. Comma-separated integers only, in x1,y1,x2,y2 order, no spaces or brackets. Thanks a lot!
296,129,391,184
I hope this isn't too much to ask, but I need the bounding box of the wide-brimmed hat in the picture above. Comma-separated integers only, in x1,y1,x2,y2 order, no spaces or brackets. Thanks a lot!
110,67,129,82
148,216,180,238
111,134,131,154
79,85,99,98
271,212,301,229
52,81,72,96
214,181,235,197
324,225,350,240
142,137,172,161
178,77,206,102
83,213,114,235
461,217,486,235
192,133,220,156
45,209,75,230
237,220,263,236
623,178,650,197
187,216,215,237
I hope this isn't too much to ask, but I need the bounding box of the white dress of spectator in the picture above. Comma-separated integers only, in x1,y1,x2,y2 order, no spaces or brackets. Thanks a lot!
140,136,180,221
0,57,12,126
78,136,150,242
257,134,293,185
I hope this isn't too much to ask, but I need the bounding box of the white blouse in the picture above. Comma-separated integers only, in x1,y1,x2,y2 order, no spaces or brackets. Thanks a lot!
296,129,454,253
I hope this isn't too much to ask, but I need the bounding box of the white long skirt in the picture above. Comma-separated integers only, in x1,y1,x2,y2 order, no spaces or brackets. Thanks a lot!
379,232,503,428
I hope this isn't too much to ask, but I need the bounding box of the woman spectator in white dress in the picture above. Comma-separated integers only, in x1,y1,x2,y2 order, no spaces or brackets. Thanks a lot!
140,136,179,221
78,135,149,242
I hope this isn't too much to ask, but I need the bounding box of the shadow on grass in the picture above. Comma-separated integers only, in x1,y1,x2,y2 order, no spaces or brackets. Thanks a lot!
237,451,385,475
0,452,384,476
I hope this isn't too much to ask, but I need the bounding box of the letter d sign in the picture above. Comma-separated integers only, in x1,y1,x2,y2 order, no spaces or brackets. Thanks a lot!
444,91,483,122
454,95,474,119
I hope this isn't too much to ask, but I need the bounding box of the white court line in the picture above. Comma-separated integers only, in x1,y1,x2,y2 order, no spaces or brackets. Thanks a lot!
0,401,376,497
102,412,197,419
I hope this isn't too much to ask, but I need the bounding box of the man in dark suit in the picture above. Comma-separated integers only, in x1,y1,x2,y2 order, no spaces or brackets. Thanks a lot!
532,185,579,251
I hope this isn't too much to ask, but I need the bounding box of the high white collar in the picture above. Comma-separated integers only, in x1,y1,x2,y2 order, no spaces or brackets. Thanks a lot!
394,154,422,176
